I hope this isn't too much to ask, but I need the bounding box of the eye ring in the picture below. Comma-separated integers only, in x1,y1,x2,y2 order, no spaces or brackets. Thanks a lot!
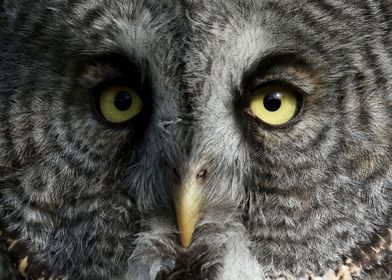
247,81,304,128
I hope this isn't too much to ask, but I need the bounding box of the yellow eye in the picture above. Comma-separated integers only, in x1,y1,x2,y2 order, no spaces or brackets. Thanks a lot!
250,84,301,126
99,85,143,124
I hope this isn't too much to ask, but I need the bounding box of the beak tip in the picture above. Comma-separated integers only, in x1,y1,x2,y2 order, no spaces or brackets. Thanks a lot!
177,214,198,248
180,234,192,248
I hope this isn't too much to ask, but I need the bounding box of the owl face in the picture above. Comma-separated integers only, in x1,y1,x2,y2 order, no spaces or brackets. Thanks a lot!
1,0,392,279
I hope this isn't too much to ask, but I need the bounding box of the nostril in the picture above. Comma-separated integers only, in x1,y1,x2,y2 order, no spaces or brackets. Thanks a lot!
196,168,208,180
173,168,180,178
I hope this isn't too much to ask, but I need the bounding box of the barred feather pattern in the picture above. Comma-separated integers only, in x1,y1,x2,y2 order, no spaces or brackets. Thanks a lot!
1,0,392,279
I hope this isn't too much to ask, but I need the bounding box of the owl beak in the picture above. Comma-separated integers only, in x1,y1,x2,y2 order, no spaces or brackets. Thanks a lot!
175,175,203,248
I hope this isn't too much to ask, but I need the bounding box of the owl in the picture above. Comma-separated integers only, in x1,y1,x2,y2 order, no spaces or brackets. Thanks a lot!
1,0,392,279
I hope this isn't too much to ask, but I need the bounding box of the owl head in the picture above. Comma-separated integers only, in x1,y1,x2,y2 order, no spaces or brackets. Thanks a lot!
1,0,392,279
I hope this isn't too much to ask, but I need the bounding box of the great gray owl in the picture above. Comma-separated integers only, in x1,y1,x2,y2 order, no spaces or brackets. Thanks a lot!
0,0,392,279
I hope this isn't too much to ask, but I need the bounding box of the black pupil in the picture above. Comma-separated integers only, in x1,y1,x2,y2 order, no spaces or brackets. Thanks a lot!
114,91,133,111
263,92,282,112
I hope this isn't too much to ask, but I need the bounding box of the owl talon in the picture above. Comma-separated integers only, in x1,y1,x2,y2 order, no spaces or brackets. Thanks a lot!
18,256,29,279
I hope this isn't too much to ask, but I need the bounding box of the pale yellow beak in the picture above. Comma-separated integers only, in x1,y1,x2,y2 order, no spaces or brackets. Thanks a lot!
175,176,203,248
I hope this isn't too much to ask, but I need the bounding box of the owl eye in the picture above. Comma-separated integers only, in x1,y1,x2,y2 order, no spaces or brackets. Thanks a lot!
249,83,302,126
98,85,143,124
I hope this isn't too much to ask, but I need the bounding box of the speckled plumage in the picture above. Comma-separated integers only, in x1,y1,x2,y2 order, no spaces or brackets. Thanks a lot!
0,0,392,279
